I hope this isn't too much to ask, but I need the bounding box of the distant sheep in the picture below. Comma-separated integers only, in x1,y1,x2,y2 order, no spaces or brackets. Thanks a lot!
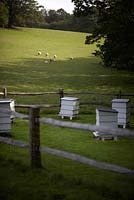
45,60,49,63
38,51,42,55
70,57,74,60
45,52,49,57
53,55,57,61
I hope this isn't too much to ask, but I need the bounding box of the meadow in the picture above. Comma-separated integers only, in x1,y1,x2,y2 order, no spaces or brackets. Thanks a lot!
0,27,134,200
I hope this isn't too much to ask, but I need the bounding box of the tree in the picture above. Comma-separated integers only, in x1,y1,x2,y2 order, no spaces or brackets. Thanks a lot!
70,12,97,33
0,0,43,28
56,8,70,21
72,0,134,70
45,9,70,24
0,2,8,27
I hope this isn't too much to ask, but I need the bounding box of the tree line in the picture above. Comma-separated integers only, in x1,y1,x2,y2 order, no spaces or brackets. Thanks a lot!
0,0,95,33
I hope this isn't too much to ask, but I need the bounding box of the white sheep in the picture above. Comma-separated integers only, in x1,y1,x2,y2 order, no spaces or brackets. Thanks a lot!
45,52,49,57
38,51,42,55
53,54,57,61
45,60,49,63
70,57,74,60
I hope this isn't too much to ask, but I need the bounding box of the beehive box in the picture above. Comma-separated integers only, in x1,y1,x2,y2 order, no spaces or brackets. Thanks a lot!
96,108,118,127
112,99,130,128
59,97,79,120
0,99,12,133
94,108,118,140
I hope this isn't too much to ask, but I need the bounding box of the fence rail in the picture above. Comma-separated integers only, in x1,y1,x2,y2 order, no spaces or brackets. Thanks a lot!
0,106,134,172
1,87,134,98
1,136,134,174
1,87,134,111
1,108,134,137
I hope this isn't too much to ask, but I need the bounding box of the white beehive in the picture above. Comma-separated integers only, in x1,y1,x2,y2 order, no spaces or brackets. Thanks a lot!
59,97,79,120
96,108,118,127
94,108,118,140
0,99,12,133
112,99,130,128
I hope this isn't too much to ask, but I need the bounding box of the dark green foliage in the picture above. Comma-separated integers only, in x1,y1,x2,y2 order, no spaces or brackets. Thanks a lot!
0,2,8,27
0,0,96,32
0,0,44,28
72,0,134,70
41,8,96,33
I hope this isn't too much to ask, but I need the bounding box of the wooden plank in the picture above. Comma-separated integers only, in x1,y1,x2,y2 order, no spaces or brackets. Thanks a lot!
14,112,29,120
0,136,134,174
0,124,11,131
97,122,118,126
39,117,134,137
15,104,59,108
29,107,42,168
0,136,29,148
0,117,11,123
40,147,134,174
60,110,79,115
60,105,79,110
97,116,118,122
8,91,58,95
6,111,134,138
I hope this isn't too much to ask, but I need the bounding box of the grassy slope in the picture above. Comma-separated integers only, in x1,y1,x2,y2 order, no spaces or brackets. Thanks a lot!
0,27,134,110
0,28,134,93
0,28,134,200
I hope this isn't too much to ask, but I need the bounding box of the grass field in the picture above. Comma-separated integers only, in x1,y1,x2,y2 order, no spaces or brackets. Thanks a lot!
0,28,134,93
0,27,134,200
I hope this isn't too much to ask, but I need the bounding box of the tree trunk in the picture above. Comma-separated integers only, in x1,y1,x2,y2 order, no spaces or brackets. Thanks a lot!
7,0,15,28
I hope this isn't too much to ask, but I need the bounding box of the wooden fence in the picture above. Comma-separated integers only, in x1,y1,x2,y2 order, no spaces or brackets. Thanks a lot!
1,88,134,109
0,106,134,174
1,87,134,98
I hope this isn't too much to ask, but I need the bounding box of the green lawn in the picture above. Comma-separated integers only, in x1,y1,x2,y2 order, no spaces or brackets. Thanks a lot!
0,118,134,200
0,28,134,93
0,27,134,200
0,28,134,107
1,144,134,200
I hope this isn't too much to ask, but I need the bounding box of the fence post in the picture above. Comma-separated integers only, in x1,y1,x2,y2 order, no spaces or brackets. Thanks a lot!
59,88,64,106
3,87,7,98
118,90,122,99
29,106,42,168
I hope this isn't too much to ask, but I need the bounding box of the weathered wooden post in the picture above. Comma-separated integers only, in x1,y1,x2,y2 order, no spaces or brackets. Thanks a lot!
3,87,7,98
118,90,122,99
59,88,64,106
29,106,42,168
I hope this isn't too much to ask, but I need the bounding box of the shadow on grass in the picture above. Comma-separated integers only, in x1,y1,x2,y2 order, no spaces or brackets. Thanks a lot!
0,56,134,118
1,56,134,93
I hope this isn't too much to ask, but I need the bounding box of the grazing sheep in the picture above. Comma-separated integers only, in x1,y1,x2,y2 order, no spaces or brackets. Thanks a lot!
45,52,49,57
38,51,42,55
53,54,57,59
53,54,57,61
70,57,74,60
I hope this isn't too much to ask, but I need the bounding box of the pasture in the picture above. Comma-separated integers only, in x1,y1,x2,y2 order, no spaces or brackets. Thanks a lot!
0,27,134,200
